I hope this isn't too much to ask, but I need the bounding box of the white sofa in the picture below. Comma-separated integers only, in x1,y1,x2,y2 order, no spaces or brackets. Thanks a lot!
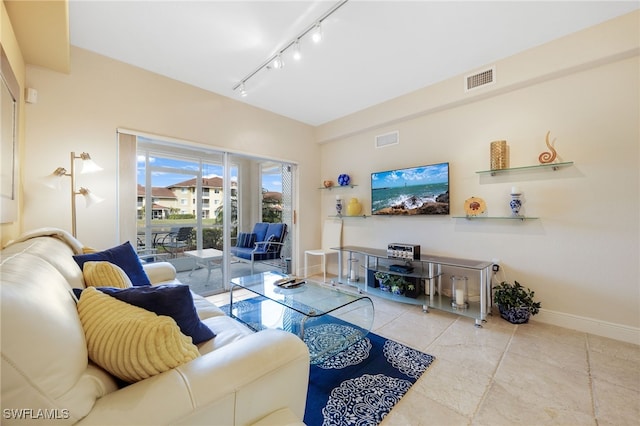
1,230,310,425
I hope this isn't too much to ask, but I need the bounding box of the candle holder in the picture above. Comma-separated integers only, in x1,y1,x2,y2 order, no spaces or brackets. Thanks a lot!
451,275,468,310
348,258,360,283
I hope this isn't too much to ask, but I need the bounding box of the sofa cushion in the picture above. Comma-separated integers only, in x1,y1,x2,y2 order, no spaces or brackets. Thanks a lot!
83,261,133,288
77,287,200,383
77,284,215,344
237,232,257,248
73,241,151,286
197,315,255,354
252,222,270,242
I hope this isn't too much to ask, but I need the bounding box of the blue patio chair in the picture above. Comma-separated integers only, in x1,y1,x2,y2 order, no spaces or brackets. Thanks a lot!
230,222,287,274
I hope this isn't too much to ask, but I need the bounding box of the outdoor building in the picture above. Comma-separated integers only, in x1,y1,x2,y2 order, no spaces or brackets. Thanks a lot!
168,177,224,219
136,184,177,219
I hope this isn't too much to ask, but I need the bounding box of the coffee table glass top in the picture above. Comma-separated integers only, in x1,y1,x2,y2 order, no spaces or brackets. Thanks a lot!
230,271,374,364
231,271,371,317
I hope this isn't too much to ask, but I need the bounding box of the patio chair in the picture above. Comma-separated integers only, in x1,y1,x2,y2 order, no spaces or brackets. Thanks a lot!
304,219,342,282
230,222,287,274
159,227,194,257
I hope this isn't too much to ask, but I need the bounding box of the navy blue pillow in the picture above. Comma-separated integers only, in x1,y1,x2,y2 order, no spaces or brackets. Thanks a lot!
74,284,215,344
73,241,151,286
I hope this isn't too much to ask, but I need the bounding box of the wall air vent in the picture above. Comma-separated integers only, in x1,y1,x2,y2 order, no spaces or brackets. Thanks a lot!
465,67,495,92
375,131,399,148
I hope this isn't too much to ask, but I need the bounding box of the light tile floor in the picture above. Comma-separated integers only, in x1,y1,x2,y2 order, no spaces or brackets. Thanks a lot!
206,277,640,426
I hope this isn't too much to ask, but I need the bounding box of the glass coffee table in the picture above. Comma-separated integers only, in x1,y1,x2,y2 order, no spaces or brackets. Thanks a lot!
230,271,374,364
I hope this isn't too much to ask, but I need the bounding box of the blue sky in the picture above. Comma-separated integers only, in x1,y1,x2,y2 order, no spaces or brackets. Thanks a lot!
137,155,282,191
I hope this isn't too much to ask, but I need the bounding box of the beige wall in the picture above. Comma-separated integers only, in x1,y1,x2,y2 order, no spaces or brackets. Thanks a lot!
316,11,639,343
21,46,320,270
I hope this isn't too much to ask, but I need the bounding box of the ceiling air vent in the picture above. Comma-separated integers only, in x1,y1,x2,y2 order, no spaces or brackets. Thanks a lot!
465,67,495,92
375,131,399,148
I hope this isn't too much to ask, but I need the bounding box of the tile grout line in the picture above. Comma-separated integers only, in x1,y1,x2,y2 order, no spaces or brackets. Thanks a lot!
469,323,518,422
585,333,600,426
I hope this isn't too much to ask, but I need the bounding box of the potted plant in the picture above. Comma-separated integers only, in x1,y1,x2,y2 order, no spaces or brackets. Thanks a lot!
374,272,406,294
374,271,390,292
493,280,541,324
389,274,407,295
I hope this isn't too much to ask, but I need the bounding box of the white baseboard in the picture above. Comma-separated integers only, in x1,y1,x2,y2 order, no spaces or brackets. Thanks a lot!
533,308,640,345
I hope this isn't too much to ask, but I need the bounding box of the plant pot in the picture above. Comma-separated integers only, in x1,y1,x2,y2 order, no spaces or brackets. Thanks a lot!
404,287,419,298
391,287,404,296
380,283,391,292
498,305,531,324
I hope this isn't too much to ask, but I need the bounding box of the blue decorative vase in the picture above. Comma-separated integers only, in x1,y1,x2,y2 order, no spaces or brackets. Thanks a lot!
499,305,531,324
335,198,343,216
509,193,522,216
338,174,351,186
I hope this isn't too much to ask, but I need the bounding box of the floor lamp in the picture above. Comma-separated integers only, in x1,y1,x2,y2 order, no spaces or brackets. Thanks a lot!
42,152,104,237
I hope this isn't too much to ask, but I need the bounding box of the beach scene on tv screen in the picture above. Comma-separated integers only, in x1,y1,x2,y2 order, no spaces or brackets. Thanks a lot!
371,162,449,215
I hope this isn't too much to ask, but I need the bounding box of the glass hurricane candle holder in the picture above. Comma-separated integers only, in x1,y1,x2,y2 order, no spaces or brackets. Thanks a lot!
451,275,469,310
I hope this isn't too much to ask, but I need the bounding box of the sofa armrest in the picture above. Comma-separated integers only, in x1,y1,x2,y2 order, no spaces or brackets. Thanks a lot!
142,261,176,284
77,330,309,426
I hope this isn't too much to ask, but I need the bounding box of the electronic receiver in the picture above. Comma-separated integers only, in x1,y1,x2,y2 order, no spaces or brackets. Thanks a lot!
387,243,421,260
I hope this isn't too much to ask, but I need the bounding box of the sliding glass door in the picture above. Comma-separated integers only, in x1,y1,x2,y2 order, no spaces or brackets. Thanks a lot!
127,135,295,296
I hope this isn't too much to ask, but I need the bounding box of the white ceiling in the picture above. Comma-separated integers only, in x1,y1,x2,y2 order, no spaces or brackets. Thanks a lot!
68,1,638,126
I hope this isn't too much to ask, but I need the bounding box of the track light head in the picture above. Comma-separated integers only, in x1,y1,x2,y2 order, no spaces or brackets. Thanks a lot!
293,41,302,61
272,54,284,69
311,23,323,43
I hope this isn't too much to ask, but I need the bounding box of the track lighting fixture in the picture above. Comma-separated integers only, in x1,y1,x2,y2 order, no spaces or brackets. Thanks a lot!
232,0,349,96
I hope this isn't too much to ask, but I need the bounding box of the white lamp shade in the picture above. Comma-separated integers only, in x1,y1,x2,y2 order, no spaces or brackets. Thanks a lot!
78,188,105,207
80,158,103,174
40,167,67,189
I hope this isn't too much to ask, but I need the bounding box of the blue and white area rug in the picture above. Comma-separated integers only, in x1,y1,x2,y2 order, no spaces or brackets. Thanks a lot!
221,298,435,426
305,325,435,426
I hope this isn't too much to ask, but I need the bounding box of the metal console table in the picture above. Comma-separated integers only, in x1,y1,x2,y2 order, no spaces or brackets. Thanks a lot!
332,245,493,327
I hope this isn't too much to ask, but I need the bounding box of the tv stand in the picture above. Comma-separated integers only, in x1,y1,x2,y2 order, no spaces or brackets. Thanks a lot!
331,246,493,327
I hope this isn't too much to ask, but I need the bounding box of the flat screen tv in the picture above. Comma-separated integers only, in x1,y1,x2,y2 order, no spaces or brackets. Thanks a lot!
371,162,449,215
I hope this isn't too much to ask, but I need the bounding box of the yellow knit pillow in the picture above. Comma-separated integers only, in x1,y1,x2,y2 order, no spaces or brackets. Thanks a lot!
77,287,200,383
83,261,132,288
